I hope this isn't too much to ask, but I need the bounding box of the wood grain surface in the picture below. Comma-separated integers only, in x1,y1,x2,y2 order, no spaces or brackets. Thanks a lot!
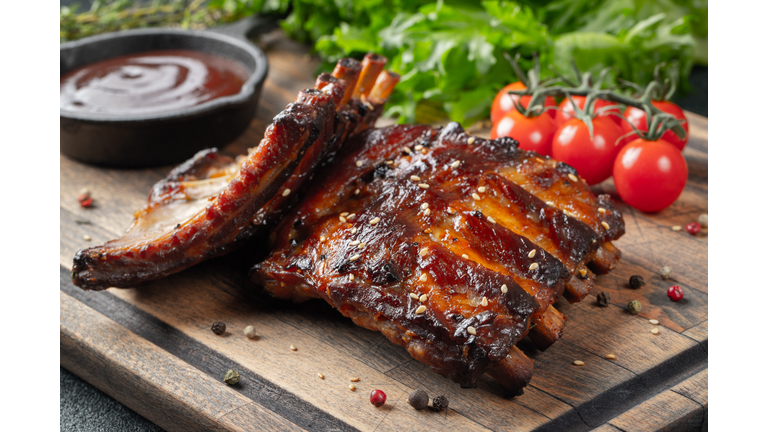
60,30,707,431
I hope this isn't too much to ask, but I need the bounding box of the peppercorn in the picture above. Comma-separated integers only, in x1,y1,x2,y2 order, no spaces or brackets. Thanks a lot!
77,192,93,208
432,395,449,412
698,213,708,228
211,321,226,335
408,389,429,410
667,285,684,302
223,369,240,385
370,389,387,407
627,300,642,315
596,291,610,307
629,275,645,289
244,325,256,339
659,266,672,280
686,222,701,235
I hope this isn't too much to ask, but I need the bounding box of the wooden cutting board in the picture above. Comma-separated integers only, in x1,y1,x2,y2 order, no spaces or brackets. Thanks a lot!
60,32,708,432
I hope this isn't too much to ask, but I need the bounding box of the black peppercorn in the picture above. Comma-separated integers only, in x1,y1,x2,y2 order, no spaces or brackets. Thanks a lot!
629,275,645,289
211,321,226,335
432,395,449,412
596,291,610,307
408,389,429,410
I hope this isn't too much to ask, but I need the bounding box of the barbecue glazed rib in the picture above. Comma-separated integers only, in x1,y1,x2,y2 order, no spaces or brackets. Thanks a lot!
251,122,624,392
72,54,399,290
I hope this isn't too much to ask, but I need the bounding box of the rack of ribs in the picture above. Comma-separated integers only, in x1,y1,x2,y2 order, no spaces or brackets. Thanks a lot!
250,122,625,392
72,54,399,290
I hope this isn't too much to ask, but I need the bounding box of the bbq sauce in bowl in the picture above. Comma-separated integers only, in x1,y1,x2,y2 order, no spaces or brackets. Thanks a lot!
60,49,249,116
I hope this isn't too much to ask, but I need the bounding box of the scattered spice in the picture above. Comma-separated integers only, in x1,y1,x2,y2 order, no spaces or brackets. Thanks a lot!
349,384,356,391
290,344,297,351
568,174,579,182
350,254,361,261
211,321,226,335
597,207,606,213
698,213,708,227
244,325,257,339
477,186,487,193
451,160,461,168
350,377,360,382
686,222,701,235
461,254,469,259
432,395,449,412
605,354,616,360
667,285,684,302
410,293,419,300
529,263,539,271
411,175,421,182
408,389,429,410
83,235,92,241
671,225,682,231
573,360,585,366
649,319,659,325
501,284,508,294
601,221,610,230
77,192,93,208
467,137,475,145
318,372,325,379
487,216,496,224
282,188,291,197
467,326,477,335
651,328,660,335
596,291,610,307
415,305,427,314
223,369,240,385
627,300,642,315
418,183,429,189
370,389,387,407
629,275,645,289
419,294,428,303
419,273,428,282
369,217,381,225
659,266,672,280
472,193,481,200
528,249,536,258
419,248,429,257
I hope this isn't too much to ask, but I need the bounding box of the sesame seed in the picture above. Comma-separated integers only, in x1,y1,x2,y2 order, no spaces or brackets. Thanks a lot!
481,297,488,306
419,248,428,257
649,319,659,325
598,207,607,213
290,344,297,351
347,213,356,220
419,294,428,303
573,360,584,366
350,377,360,382
320,236,327,242
359,243,365,249
563,210,577,218
414,145,424,151
418,183,429,189
370,217,381,225
546,201,555,206
477,186,487,193
451,160,461,168
651,328,660,335
340,212,349,217
355,189,360,195
349,274,355,281
568,174,579,182
282,188,291,197
447,207,456,214
410,293,419,300
602,221,610,230
487,216,496,224
415,305,427,314
528,249,536,258
350,254,361,261
83,235,92,241
467,137,476,145
535,157,544,163
605,354,616,360
421,148,427,154
424,228,432,233
672,225,682,231
318,372,325,379
411,175,421,182
355,160,363,167
351,227,357,234
419,273,428,282
350,240,361,246
501,284,508,294
462,254,469,259
339,216,347,223
472,193,481,200
403,147,412,154
529,263,539,271
424,209,431,216
467,326,477,335
349,384,356,391
386,160,394,165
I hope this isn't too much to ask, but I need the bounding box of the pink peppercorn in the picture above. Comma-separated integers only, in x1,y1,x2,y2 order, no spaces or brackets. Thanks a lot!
370,389,386,407
667,285,684,302
686,222,700,235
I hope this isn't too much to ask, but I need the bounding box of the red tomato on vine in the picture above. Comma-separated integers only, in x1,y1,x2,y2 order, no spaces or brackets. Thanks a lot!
613,138,688,212
551,117,624,185
555,95,620,126
491,82,557,124
621,101,689,151
491,110,558,156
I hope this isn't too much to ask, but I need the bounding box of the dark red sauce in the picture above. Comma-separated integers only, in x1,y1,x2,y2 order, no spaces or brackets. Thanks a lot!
60,49,249,115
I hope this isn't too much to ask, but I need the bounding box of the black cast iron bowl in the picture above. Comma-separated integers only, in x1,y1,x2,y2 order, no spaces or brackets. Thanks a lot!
60,18,273,167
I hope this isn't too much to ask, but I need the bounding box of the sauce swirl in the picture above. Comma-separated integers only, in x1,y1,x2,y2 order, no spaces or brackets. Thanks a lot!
60,49,249,116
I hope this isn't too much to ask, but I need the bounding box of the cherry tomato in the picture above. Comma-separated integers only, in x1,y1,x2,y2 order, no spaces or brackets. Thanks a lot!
613,138,688,213
555,95,621,126
621,100,689,151
491,82,557,124
551,117,624,185
491,110,558,156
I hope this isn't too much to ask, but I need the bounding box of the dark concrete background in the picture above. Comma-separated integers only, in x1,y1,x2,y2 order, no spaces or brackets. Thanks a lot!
59,3,707,429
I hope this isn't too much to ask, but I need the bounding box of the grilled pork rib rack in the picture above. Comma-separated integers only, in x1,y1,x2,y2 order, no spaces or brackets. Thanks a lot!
251,123,625,392
72,54,399,290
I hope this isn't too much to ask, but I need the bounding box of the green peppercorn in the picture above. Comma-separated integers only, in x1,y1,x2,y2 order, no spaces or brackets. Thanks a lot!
629,275,645,289
224,369,240,385
627,300,642,315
